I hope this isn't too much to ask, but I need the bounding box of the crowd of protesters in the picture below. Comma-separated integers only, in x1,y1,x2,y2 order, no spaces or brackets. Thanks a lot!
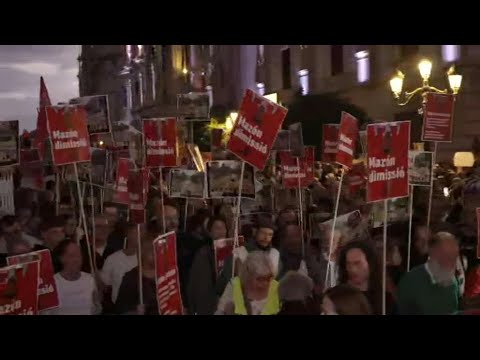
2,160,480,316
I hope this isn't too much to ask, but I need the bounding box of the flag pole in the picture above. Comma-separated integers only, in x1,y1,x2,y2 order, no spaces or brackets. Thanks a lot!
74,163,95,274
324,167,344,289
231,161,245,279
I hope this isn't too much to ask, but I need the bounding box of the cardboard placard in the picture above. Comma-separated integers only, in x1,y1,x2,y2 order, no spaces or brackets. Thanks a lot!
226,89,287,170
153,232,184,315
46,106,91,166
7,249,59,311
366,121,410,203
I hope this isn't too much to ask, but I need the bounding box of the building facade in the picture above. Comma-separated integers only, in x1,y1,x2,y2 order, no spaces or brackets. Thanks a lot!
79,45,480,162
256,45,480,162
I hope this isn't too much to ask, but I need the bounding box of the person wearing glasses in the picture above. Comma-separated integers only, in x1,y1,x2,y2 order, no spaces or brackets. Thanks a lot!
215,251,280,315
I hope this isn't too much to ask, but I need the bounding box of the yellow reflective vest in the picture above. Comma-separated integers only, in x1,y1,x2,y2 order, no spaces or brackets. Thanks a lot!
232,277,280,315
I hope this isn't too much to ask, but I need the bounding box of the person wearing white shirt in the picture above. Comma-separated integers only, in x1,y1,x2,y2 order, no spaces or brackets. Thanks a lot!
48,239,101,315
100,223,138,304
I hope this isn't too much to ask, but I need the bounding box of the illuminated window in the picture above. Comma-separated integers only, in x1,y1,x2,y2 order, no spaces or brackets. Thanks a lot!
138,45,144,57
258,45,265,65
138,73,144,105
126,45,132,62
151,64,156,100
355,50,370,83
298,69,309,95
206,85,213,107
257,82,265,96
442,45,460,63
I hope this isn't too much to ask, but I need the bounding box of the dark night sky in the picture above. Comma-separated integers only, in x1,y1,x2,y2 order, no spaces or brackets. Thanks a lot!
0,45,80,131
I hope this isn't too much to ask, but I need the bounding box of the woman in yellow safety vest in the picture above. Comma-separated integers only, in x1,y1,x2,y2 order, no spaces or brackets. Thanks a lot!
215,251,280,315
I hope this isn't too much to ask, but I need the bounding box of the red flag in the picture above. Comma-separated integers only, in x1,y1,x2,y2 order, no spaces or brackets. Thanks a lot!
366,121,410,203
39,77,52,108
34,77,52,160
336,112,359,169
153,232,184,315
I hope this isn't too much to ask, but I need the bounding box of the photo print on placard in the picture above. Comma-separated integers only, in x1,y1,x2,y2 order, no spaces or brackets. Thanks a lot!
207,160,255,199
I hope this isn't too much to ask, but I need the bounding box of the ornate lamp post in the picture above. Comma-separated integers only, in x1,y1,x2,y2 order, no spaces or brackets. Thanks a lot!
389,59,463,229
389,59,462,109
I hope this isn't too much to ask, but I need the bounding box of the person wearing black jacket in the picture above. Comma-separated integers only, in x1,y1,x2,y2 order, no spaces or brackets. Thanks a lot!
187,216,228,315
115,239,157,315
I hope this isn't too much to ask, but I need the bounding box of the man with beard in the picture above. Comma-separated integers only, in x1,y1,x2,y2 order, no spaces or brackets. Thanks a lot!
215,218,280,296
397,232,460,315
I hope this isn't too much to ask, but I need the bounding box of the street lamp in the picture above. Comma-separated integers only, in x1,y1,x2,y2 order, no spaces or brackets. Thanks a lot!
389,59,462,107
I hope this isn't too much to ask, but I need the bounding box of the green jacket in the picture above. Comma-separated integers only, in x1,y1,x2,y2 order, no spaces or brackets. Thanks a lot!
397,264,459,315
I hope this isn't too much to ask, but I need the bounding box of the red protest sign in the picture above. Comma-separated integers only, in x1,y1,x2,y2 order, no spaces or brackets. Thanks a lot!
477,208,480,259
113,158,131,205
7,249,59,311
422,93,455,142
226,89,287,170
0,261,39,315
347,162,366,195
279,146,315,189
213,236,245,276
46,106,91,166
366,121,410,203
322,124,339,163
336,112,359,168
143,118,177,168
153,232,184,315
128,168,149,224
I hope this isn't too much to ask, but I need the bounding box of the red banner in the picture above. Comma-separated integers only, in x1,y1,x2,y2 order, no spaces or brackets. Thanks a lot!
0,261,39,315
153,232,184,315
143,118,177,168
128,168,149,224
279,146,315,189
46,106,91,166
422,93,455,142
7,249,59,311
226,89,287,170
113,158,131,205
347,162,366,195
322,124,339,163
213,236,245,276
336,112,359,168
366,121,410,203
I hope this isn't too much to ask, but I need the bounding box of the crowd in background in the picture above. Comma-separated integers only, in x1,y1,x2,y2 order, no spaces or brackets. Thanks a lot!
2,159,480,316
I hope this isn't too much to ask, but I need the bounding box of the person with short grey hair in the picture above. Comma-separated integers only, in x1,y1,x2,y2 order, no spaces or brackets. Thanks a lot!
397,231,460,315
215,251,280,315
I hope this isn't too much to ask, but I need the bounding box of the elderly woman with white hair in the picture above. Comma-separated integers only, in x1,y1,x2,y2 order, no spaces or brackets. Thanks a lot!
215,251,280,315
